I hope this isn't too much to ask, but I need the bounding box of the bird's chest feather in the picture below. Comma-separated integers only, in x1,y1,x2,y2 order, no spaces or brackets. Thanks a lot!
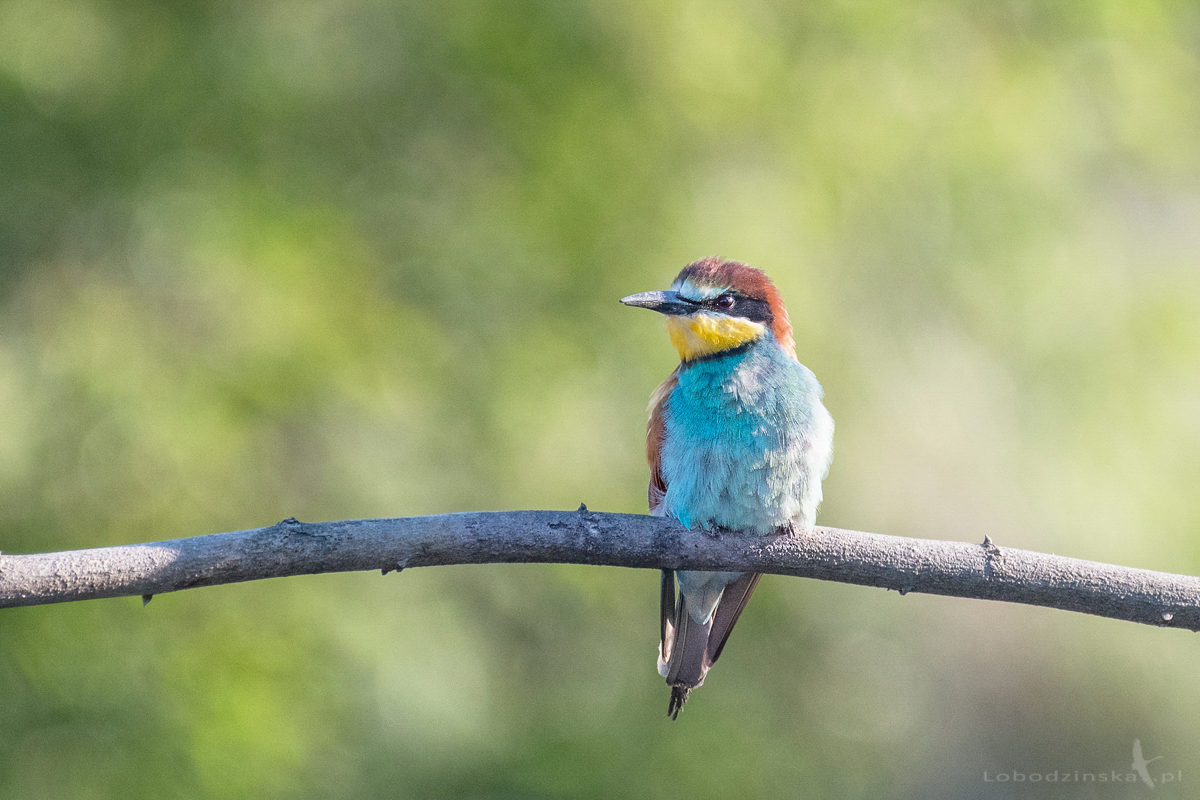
660,345,831,533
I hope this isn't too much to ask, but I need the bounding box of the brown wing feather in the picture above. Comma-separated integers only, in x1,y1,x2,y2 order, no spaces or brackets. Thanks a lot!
648,369,678,670
659,568,676,664
705,572,762,666
646,368,677,514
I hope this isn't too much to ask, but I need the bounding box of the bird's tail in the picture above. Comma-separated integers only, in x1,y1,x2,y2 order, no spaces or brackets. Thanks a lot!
659,570,761,720
667,686,690,720
662,596,714,719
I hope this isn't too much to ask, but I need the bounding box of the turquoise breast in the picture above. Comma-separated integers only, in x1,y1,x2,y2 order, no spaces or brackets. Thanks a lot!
660,341,833,535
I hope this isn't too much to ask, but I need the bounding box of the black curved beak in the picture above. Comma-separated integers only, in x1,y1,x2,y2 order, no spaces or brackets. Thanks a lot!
619,290,696,316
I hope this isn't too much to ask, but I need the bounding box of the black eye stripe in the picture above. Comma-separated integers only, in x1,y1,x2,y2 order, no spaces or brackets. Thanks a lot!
676,293,773,324
738,298,773,323
693,294,773,324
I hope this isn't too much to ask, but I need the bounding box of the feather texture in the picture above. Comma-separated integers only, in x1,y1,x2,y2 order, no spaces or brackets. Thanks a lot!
637,259,834,719
646,369,677,514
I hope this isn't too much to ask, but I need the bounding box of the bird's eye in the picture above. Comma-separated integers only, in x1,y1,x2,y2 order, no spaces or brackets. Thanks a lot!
715,293,736,310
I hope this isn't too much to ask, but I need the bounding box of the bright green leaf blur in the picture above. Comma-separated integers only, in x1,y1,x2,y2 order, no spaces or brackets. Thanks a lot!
3,2,1200,798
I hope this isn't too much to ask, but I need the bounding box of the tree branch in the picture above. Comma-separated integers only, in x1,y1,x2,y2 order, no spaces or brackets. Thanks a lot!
2,509,1198,631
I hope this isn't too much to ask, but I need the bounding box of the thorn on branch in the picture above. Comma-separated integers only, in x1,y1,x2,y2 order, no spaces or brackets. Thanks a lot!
142,594,153,606
577,503,589,513
982,535,1001,580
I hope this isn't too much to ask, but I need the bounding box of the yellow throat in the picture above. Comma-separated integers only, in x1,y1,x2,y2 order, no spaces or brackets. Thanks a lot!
666,313,766,362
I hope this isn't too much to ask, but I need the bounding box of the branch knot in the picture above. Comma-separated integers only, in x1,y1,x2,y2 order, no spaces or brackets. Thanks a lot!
981,535,1002,580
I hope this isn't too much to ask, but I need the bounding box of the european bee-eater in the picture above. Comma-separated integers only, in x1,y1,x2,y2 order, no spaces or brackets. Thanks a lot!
621,258,834,719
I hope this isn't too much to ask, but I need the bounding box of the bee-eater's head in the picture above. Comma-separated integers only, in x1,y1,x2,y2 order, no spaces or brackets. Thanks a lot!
621,258,795,363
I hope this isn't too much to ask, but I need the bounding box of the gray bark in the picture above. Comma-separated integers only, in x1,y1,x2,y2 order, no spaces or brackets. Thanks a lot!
1,509,1197,632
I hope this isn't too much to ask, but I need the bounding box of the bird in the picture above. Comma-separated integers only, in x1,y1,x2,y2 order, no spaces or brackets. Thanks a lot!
621,257,834,719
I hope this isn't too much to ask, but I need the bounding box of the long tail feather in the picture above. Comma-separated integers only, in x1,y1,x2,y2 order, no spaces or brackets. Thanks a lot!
660,572,762,719
664,595,713,687
662,588,714,719
667,686,689,720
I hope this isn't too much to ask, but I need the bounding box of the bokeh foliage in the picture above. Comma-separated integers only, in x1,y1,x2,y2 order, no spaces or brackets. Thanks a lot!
3,1,1200,797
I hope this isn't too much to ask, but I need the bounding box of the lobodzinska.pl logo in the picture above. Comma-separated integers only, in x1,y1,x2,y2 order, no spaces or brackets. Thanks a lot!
983,740,1182,790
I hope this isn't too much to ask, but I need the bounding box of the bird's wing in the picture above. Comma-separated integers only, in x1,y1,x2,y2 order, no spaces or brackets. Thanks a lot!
646,368,677,514
705,572,762,666
648,369,678,661
660,568,677,664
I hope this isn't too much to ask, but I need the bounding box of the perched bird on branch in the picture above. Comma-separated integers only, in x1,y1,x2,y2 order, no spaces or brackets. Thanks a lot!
621,258,834,719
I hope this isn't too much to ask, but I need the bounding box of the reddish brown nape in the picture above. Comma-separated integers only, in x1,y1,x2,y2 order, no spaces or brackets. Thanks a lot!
673,257,796,359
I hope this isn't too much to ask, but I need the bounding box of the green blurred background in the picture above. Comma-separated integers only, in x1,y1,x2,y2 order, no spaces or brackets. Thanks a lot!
3,1,1200,797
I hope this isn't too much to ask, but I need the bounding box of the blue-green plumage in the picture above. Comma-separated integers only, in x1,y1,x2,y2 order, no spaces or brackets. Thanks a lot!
622,257,834,719
664,340,832,625
662,341,831,537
